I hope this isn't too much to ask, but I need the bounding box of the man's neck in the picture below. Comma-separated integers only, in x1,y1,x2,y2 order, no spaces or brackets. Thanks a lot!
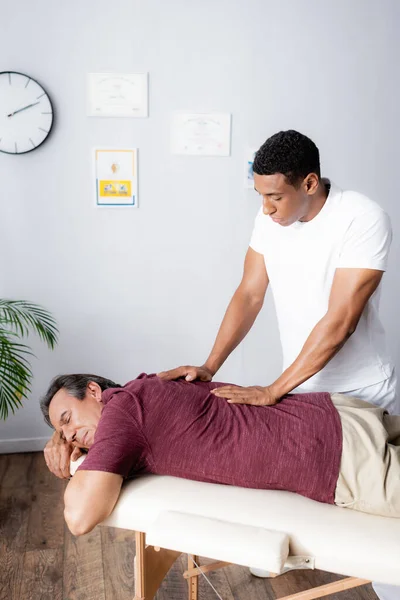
300,180,329,222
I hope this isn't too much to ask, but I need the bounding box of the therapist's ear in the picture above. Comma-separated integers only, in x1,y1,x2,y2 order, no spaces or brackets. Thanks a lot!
87,381,103,403
304,173,319,195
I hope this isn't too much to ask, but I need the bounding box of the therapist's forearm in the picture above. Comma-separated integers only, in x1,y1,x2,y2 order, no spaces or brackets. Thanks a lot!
270,315,353,398
204,288,264,375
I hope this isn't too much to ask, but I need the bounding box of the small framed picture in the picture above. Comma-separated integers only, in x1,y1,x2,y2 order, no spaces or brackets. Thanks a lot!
245,148,257,188
171,112,231,156
94,148,138,207
88,73,148,118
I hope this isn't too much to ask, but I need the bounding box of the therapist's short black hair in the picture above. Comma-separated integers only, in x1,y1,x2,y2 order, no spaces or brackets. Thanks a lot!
253,130,321,186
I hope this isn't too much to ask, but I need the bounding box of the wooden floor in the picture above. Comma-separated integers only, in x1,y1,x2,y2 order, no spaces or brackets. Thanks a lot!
0,452,378,600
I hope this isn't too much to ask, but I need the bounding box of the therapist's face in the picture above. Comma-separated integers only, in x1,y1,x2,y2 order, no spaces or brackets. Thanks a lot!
254,172,319,227
49,382,103,449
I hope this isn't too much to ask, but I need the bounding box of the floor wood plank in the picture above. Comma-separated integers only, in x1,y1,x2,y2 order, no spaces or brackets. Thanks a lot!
0,454,9,482
30,452,60,488
224,563,276,600
0,454,34,600
19,548,63,600
26,473,66,551
100,524,136,545
269,568,377,600
100,526,136,600
0,544,24,600
0,452,35,488
63,524,105,600
193,556,235,600
0,485,31,551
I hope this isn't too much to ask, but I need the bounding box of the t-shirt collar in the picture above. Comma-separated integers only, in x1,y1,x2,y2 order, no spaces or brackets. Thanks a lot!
101,388,115,405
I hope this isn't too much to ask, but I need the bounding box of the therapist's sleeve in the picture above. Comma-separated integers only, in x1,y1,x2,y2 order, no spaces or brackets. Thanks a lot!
337,209,392,271
249,207,266,254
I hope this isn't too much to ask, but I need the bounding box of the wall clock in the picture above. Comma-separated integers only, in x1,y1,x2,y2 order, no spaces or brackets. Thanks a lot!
0,71,54,155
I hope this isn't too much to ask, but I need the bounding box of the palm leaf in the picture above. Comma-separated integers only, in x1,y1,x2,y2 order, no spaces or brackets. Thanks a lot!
0,330,33,419
0,300,59,419
0,299,58,348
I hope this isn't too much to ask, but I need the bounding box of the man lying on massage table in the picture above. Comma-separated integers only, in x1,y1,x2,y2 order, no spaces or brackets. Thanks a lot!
41,372,400,536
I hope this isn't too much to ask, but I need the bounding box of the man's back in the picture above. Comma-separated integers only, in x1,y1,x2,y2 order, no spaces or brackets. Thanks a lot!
78,374,342,504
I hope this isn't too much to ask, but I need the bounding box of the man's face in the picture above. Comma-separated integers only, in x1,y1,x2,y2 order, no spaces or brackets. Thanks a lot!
49,382,103,449
254,172,318,227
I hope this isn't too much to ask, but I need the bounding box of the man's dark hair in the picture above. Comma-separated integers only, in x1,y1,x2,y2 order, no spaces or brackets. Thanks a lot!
253,130,320,186
40,374,121,428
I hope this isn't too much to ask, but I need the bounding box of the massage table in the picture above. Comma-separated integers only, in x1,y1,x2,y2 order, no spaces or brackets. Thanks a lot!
72,461,400,600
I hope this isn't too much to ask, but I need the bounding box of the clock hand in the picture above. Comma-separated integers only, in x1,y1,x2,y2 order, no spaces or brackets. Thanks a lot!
7,101,40,117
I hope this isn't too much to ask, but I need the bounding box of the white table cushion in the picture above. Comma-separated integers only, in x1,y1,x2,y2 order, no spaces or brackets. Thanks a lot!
102,474,400,586
70,459,400,585
146,511,290,573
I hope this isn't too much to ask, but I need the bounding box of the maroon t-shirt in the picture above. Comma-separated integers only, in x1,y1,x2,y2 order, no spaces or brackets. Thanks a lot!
78,373,342,504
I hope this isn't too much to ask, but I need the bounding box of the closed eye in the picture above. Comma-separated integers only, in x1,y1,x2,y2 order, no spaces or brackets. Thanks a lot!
59,411,71,432
61,411,70,424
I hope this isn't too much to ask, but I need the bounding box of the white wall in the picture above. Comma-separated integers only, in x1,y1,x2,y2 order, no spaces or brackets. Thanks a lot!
1,0,399,451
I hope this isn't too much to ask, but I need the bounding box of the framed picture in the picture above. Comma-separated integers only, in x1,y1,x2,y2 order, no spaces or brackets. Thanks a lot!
171,112,231,156
88,73,148,117
94,148,138,207
245,148,257,188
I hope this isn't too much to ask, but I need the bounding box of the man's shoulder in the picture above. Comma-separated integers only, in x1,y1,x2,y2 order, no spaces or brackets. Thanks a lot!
95,387,142,439
339,187,388,221
101,385,138,417
101,373,160,419
102,373,153,404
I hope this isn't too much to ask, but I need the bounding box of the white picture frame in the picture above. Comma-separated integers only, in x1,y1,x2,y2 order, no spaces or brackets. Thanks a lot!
94,148,138,207
88,73,148,118
171,112,231,156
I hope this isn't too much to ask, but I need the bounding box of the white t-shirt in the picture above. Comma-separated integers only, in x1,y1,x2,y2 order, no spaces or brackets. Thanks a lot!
249,180,393,392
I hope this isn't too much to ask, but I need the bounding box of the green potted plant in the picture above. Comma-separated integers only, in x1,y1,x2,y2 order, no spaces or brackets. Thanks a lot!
0,299,58,419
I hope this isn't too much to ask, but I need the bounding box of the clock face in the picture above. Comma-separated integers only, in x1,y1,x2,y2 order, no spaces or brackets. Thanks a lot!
0,71,54,155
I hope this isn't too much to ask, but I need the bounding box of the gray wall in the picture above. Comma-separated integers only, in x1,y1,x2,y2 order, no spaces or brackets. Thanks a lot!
1,0,399,450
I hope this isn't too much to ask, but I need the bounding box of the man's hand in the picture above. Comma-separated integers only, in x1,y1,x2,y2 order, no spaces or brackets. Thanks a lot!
44,431,83,479
157,365,214,382
211,385,279,406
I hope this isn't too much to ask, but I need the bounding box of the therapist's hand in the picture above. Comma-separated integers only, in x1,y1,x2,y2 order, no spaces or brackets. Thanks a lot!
211,384,279,406
157,364,214,382
44,431,83,479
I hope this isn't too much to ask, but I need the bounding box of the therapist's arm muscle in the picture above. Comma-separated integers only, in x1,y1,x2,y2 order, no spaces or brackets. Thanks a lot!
64,470,123,536
270,268,383,397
